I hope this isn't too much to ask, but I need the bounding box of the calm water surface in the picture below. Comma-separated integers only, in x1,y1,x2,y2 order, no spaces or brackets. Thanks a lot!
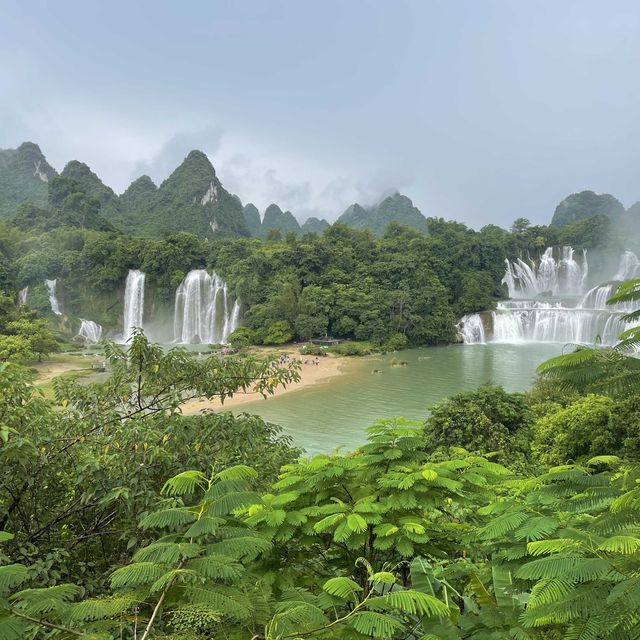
235,343,563,454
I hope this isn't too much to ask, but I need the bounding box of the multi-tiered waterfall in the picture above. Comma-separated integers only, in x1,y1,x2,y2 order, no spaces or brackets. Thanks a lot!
122,269,146,341
45,279,62,315
77,319,103,344
173,269,240,344
459,247,640,346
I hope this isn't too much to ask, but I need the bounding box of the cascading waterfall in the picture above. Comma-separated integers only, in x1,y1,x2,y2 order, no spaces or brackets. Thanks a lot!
462,248,640,346
77,319,103,343
501,246,588,298
17,286,28,306
44,279,62,315
458,314,486,344
123,269,146,341
173,269,241,344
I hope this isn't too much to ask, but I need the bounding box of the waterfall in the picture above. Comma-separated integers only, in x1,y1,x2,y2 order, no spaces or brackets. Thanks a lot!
462,248,640,346
123,269,145,341
17,286,28,306
77,319,103,343
44,279,62,315
458,314,486,344
173,269,241,344
501,246,588,299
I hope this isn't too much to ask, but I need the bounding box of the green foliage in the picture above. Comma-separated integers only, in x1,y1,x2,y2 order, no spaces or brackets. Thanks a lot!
337,193,429,236
551,190,625,227
262,320,295,345
0,142,55,219
0,291,59,361
424,386,534,468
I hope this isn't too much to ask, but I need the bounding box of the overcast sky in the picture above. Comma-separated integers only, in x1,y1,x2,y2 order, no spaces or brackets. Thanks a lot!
2,0,640,227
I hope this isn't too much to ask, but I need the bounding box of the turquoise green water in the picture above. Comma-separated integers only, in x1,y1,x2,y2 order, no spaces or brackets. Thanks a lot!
235,343,562,454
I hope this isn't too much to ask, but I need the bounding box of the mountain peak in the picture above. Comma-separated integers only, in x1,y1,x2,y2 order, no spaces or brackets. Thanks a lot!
0,142,57,217
337,193,427,236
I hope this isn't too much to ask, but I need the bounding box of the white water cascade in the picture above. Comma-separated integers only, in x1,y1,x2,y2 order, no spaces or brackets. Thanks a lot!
173,269,241,344
501,246,588,299
17,287,28,306
461,248,640,346
77,319,103,343
44,279,62,315
122,269,146,341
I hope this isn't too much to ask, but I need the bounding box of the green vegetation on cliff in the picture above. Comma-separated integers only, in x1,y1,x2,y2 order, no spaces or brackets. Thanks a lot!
337,193,429,236
551,190,626,227
0,142,57,218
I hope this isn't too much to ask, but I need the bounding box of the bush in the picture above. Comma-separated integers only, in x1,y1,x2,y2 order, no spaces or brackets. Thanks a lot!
532,394,618,466
262,320,294,345
227,326,257,349
424,386,534,468
329,341,373,356
383,333,409,352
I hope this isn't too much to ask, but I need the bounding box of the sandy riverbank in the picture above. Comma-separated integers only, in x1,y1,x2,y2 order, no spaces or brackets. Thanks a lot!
181,348,348,414
32,353,101,385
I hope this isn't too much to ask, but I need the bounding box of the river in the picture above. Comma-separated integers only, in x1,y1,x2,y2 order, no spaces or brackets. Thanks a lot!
234,343,563,454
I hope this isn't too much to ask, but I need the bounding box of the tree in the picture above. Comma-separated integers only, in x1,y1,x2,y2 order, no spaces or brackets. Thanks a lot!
423,386,534,468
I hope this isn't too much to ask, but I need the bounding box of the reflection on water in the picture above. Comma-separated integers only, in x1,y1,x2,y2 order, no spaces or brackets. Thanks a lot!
234,343,562,455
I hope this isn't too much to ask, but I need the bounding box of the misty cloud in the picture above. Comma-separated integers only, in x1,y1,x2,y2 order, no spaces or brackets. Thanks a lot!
131,126,225,186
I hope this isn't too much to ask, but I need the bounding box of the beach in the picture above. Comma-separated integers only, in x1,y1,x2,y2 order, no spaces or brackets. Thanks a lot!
180,348,348,414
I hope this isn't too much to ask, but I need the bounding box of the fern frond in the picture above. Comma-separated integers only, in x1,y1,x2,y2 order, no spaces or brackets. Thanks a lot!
9,584,81,615
133,542,201,564
139,508,197,531
0,564,28,593
67,596,136,622
349,611,404,637
110,562,165,589
322,577,362,601
186,555,244,580
161,470,207,497
211,535,272,560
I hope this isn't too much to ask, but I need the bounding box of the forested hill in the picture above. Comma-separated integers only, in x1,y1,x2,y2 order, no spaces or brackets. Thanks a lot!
551,190,640,232
337,193,430,236
0,142,57,217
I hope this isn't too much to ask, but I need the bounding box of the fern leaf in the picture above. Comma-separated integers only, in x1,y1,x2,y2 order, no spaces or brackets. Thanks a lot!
186,555,244,580
161,470,207,496
515,516,560,542
0,614,33,640
349,611,404,637
184,515,226,539
369,590,449,617
211,535,272,560
597,535,640,554
322,577,362,601
187,585,252,621
215,465,258,481
133,542,201,564
110,562,165,589
0,564,28,593
9,584,81,615
67,596,136,622
139,507,197,531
